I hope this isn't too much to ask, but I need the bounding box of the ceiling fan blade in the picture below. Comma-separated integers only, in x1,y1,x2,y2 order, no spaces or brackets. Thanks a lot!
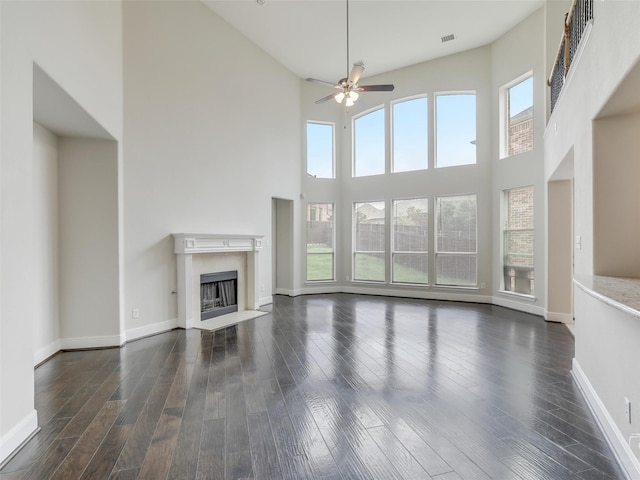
315,93,338,104
348,62,365,85
306,78,340,88
357,84,395,92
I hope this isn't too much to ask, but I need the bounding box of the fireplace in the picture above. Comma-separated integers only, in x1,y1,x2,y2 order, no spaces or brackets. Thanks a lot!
173,233,263,329
200,270,238,320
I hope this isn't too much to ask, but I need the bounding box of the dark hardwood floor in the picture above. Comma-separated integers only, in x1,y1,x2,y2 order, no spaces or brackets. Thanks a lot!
0,294,626,479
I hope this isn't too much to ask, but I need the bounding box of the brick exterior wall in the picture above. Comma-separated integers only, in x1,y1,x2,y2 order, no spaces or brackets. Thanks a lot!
504,186,534,294
508,107,533,156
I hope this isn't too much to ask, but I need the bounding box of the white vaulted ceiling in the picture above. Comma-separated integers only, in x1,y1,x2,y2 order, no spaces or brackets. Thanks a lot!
202,0,544,82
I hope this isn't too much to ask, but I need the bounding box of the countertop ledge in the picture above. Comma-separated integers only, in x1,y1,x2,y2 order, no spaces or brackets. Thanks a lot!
574,274,640,319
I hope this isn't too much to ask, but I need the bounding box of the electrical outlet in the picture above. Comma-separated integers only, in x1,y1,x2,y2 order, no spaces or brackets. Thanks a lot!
132,308,140,319
625,397,631,423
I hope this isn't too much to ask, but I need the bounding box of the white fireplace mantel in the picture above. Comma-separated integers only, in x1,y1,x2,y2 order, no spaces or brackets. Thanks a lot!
173,233,263,329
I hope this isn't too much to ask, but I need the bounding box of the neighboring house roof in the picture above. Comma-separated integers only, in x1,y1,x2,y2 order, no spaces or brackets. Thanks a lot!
510,106,533,125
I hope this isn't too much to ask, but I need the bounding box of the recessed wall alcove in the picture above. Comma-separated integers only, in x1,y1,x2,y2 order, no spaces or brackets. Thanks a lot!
33,64,121,364
593,60,640,278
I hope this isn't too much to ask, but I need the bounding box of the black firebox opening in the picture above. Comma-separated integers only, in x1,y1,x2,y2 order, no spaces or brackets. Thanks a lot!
200,270,238,320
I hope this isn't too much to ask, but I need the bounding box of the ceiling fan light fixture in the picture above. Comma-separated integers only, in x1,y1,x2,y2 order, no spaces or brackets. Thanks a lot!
306,0,394,107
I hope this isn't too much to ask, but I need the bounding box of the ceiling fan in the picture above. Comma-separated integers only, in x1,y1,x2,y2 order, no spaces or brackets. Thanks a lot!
305,0,394,107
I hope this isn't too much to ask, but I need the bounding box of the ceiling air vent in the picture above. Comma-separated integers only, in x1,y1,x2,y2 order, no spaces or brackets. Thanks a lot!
441,34,455,43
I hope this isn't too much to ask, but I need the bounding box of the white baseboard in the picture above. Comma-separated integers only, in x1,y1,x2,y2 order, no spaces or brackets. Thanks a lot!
259,295,273,306
491,295,545,317
60,333,125,350
572,359,640,480
545,310,574,323
0,410,38,466
298,285,342,295
341,285,493,304
33,339,61,366
126,318,179,343
274,288,302,296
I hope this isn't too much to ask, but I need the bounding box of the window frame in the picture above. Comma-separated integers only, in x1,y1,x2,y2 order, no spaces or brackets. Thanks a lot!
499,72,534,159
434,193,478,287
305,202,336,282
306,121,335,179
501,186,535,297
434,91,477,169
391,197,429,285
353,200,386,283
353,105,386,178
391,95,429,173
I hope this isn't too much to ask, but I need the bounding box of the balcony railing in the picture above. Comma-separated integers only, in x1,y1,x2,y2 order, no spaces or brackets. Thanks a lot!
548,0,594,113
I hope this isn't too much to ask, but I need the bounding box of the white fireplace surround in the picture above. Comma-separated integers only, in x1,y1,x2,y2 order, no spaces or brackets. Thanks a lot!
173,233,263,329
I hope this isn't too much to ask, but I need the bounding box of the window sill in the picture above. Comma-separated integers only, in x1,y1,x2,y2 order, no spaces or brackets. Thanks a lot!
433,284,479,291
498,290,537,302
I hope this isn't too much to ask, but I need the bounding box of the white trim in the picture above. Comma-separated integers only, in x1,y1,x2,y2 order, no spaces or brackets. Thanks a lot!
126,318,179,342
0,410,38,465
498,289,537,302
344,285,493,304
275,286,548,318
299,284,342,295
572,359,640,480
545,310,573,324
274,288,301,296
259,295,273,306
60,333,124,350
491,295,545,316
33,339,61,366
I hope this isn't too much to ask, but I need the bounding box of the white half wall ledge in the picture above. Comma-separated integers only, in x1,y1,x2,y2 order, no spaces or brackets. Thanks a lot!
172,233,263,329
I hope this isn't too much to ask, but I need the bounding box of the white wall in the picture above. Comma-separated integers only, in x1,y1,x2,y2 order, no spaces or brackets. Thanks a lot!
547,180,573,322
491,8,546,315
122,1,301,338
32,123,60,364
58,138,121,347
0,0,122,463
593,112,640,277
544,0,640,474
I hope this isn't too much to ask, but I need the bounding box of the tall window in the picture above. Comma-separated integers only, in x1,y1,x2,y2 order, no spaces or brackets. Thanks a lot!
436,194,477,286
435,93,476,168
392,198,428,284
503,186,534,295
354,108,385,177
501,74,533,158
306,122,334,178
306,203,334,281
354,201,385,281
392,97,428,172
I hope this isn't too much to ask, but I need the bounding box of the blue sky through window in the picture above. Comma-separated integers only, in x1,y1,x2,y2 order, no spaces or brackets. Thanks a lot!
436,94,476,168
393,97,428,173
509,76,533,117
354,108,385,176
306,122,333,178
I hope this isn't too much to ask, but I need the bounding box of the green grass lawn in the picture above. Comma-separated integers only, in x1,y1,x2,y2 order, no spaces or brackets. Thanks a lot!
306,247,428,284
